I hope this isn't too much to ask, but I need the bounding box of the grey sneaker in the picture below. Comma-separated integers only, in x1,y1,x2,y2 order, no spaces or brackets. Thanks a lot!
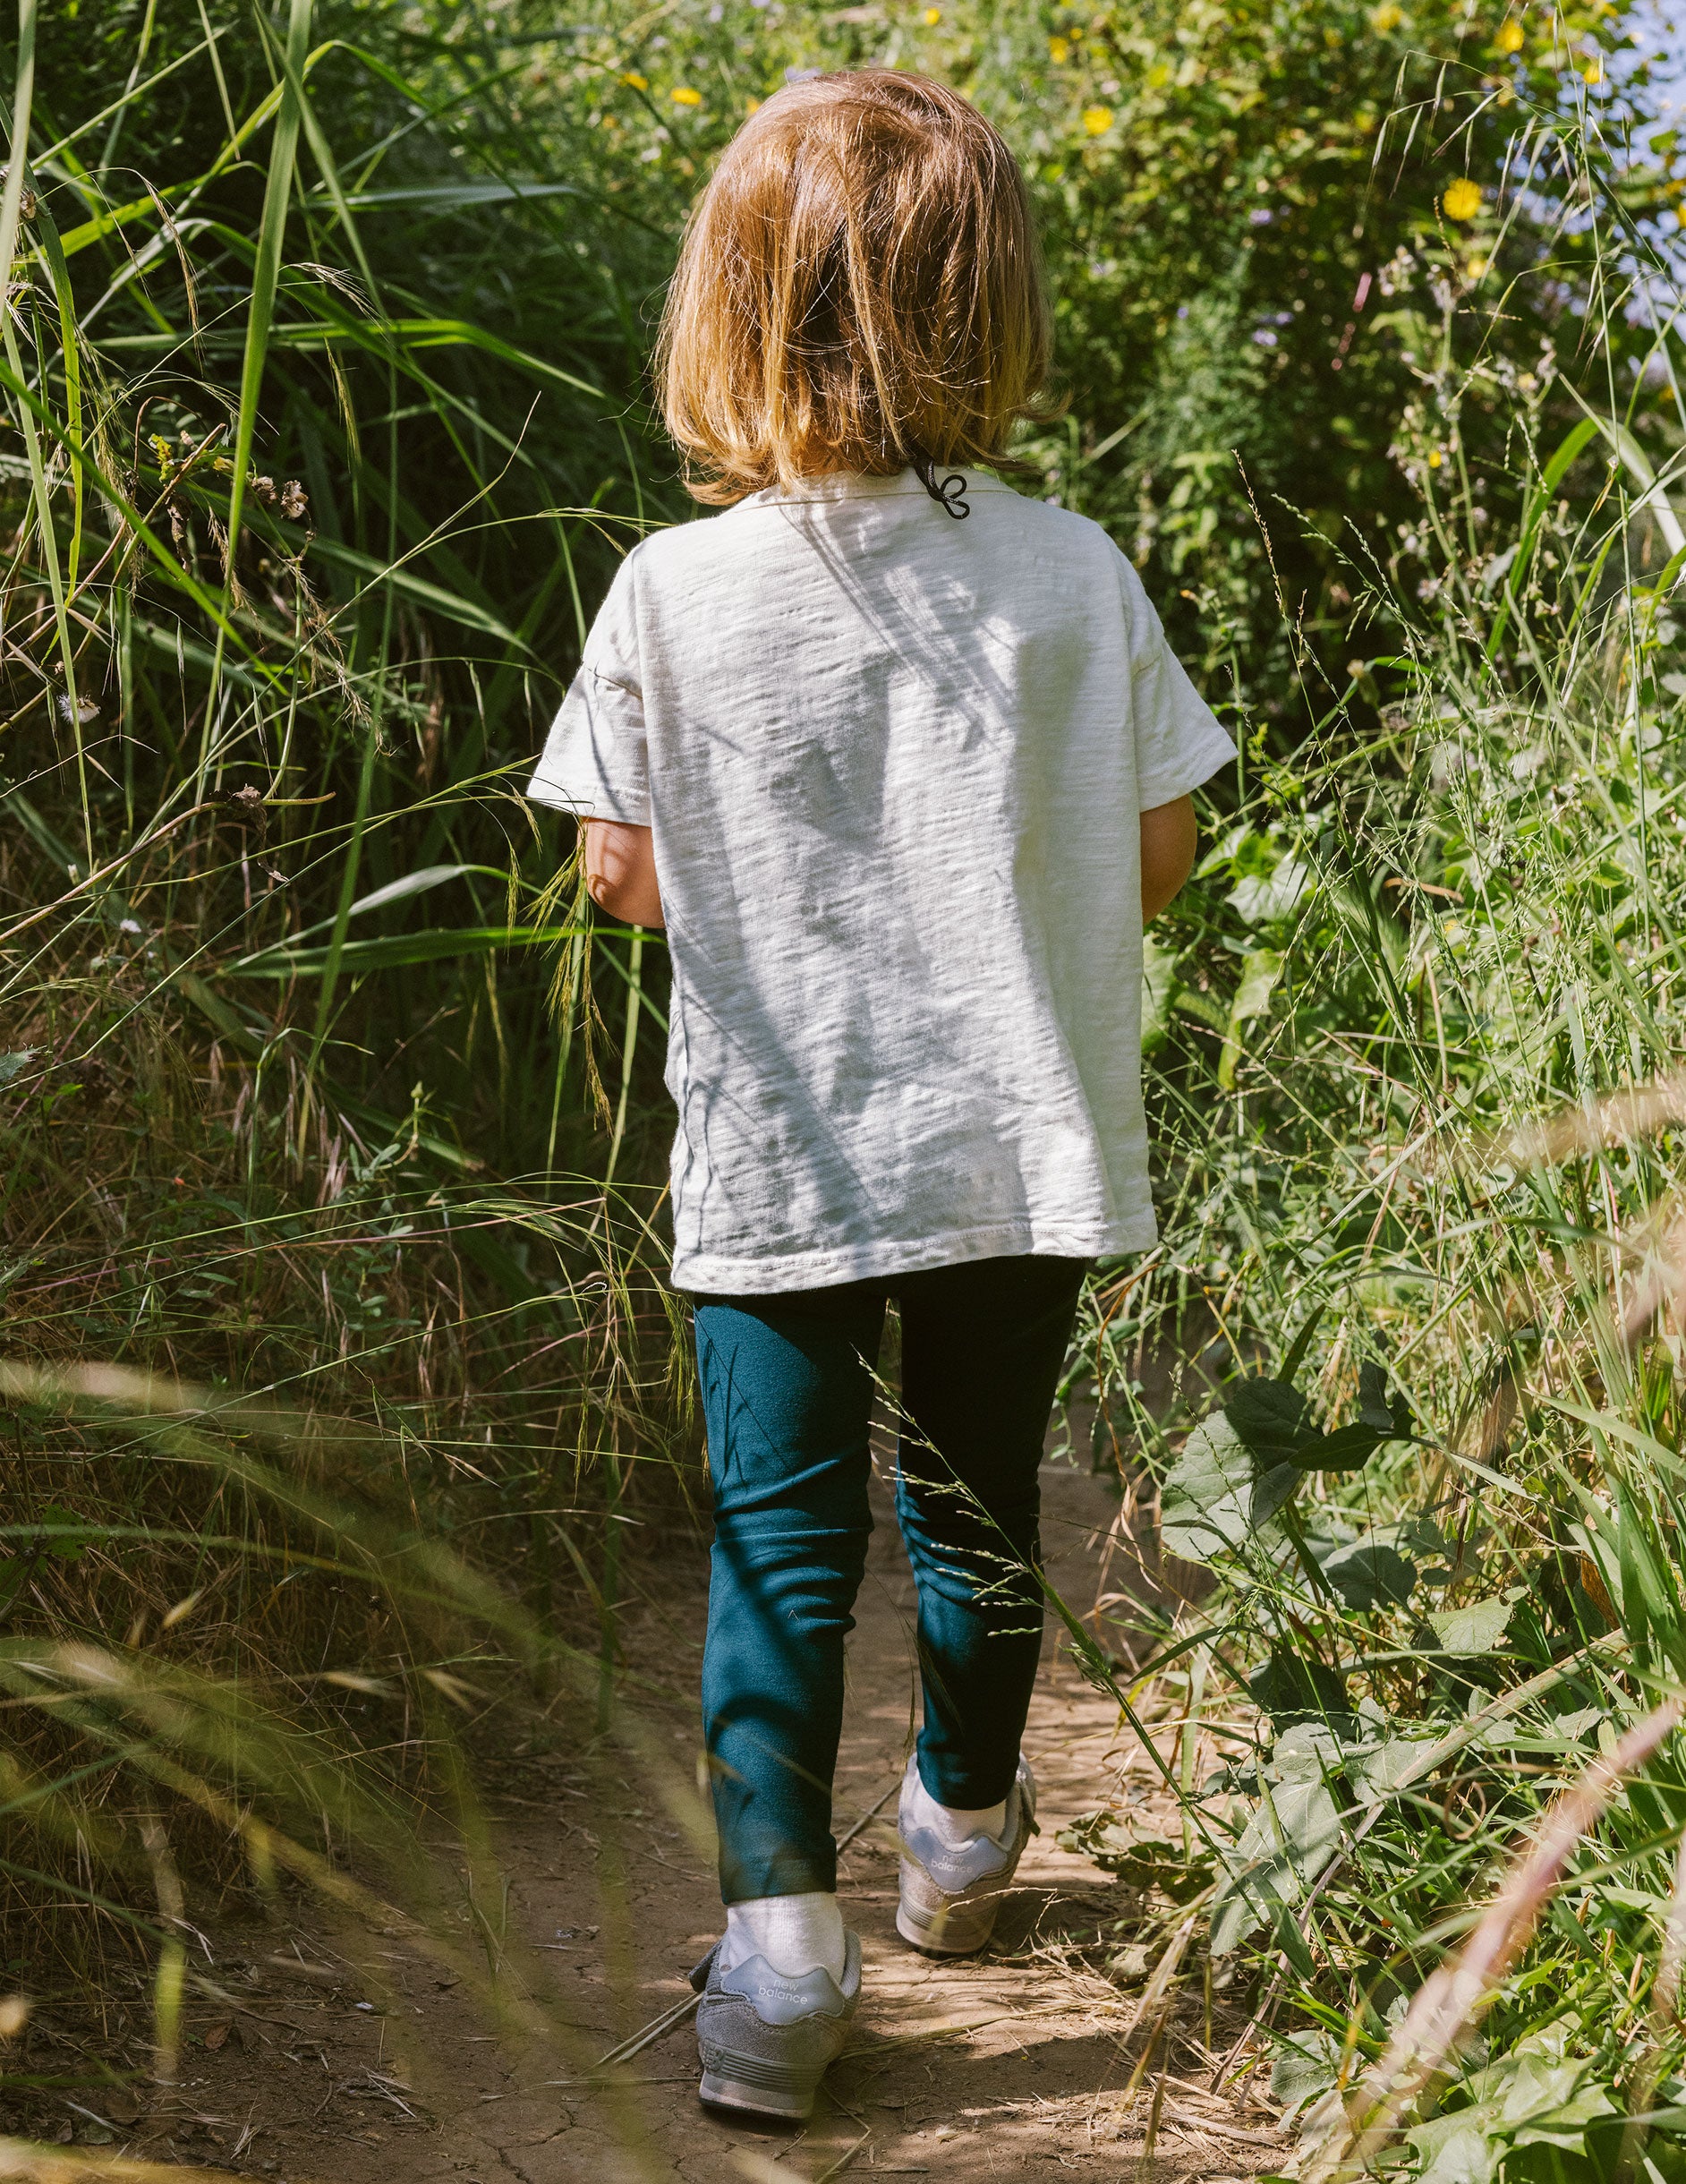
694,1931,862,2120
896,1753,1036,1957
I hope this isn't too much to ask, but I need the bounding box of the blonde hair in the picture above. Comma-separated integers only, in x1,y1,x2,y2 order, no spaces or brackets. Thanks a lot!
656,70,1051,503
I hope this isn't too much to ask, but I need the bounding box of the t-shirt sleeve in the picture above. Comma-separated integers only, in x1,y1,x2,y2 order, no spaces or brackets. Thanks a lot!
1120,560,1237,812
527,552,651,826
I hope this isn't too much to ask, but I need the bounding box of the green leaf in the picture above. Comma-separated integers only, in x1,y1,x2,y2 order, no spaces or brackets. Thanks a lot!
1281,1358,1412,1471
1406,2116,1495,2184
1484,417,1604,660
1347,1735,1441,1805
38,1506,85,1563
1397,1514,1451,1561
1269,2029,1341,2119
1321,1539,1417,1610
1172,986,1230,1032
1217,947,1283,1088
1295,1420,1387,1472
328,863,506,929
1358,1359,1393,1429
228,862,520,974
1228,857,1311,926
1511,2085,1621,2150
1279,1303,1326,1386
1054,1817,1213,1900
1159,1413,1299,1565
1248,1651,1355,1735
0,1051,36,1088
1264,1886,1319,1983
1225,1377,1311,1462
1141,934,1180,1056
1211,1864,1290,1958
1428,1598,1516,1656
1211,1723,1346,1955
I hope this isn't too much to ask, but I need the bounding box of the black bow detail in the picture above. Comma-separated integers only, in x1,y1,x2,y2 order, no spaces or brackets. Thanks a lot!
911,458,971,519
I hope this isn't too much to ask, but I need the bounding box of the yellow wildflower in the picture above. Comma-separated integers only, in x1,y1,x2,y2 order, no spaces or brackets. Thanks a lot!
1583,55,1603,83
1049,34,1070,61
1369,3,1402,29
672,85,702,105
1427,450,1442,468
1464,254,1488,280
1442,177,1483,221
622,70,648,89
746,97,762,114
1082,105,1113,135
924,5,941,20
1678,203,1686,228
1495,18,1523,51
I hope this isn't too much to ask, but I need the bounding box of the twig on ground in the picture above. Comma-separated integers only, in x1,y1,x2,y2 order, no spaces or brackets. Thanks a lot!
813,2126,872,2182
1118,1909,1200,2081
1161,2103,1286,2147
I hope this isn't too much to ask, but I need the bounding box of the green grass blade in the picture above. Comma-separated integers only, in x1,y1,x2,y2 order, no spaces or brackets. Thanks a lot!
200,0,314,795
227,925,588,978
0,0,36,328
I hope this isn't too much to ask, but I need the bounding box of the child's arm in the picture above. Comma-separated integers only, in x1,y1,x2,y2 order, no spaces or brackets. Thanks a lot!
1140,796,1196,925
583,819,665,929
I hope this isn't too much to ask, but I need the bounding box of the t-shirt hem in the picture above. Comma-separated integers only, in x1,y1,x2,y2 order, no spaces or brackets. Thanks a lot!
526,772,652,826
670,1214,1159,1296
1137,726,1237,812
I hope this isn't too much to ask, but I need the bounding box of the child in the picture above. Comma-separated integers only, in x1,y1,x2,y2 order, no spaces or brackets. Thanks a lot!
528,69,1233,2121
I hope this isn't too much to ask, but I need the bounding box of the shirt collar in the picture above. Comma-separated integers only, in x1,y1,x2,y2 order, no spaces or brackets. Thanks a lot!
743,466,1007,508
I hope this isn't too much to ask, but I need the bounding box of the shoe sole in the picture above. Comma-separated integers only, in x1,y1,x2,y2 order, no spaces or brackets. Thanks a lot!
699,2069,816,2121
895,1899,1000,1957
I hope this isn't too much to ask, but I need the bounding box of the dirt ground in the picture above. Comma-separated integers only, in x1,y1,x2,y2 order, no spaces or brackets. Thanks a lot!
13,1455,1290,2183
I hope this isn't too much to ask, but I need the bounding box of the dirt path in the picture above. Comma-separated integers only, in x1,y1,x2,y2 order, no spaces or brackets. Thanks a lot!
77,1461,1287,2183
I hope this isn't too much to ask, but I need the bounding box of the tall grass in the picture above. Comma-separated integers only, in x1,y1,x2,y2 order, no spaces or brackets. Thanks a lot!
0,0,697,2142
1063,92,1686,2180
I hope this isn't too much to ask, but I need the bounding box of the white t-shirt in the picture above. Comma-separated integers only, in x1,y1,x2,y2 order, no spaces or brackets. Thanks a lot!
528,468,1234,1293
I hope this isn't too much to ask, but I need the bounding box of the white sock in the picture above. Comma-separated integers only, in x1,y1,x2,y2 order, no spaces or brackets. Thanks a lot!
904,1761,1008,1848
720,1891,847,1982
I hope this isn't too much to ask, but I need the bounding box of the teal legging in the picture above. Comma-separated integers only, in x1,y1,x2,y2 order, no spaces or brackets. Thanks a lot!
693,1254,1088,1904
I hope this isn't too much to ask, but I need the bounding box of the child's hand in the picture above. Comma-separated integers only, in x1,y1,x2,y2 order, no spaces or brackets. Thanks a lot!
1141,796,1196,924
583,820,665,929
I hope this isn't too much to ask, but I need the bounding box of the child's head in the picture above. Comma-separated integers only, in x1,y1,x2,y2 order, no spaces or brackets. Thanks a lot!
657,70,1050,502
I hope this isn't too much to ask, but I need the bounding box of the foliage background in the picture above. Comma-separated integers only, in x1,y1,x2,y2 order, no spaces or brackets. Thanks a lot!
3,0,1686,2166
